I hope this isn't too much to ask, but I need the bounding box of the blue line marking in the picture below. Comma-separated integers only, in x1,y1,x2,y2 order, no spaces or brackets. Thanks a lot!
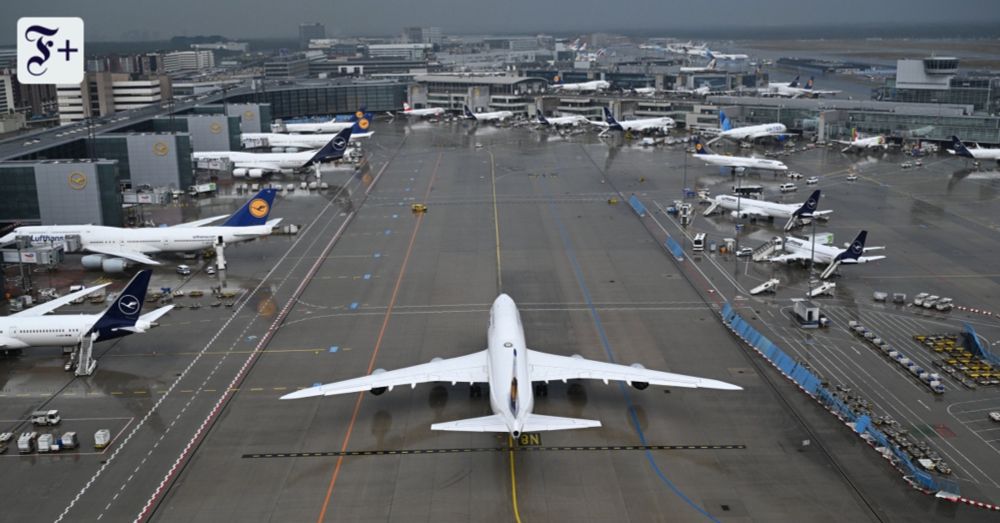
329,346,339,353
350,302,359,310
392,214,399,219
374,252,381,258
363,273,371,280
384,229,391,235
544,195,721,523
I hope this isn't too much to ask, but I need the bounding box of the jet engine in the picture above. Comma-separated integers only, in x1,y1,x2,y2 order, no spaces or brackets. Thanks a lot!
81,254,127,273
233,168,248,177
248,169,265,178
730,210,750,220
370,368,388,395
629,363,649,390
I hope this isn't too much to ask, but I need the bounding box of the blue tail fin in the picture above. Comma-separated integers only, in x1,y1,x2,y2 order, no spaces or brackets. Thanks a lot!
351,112,373,134
307,127,352,165
536,112,550,125
788,75,800,88
350,106,368,121
793,190,821,217
89,270,151,339
719,110,732,131
836,230,867,262
222,188,279,227
463,105,477,119
804,77,814,90
951,136,974,158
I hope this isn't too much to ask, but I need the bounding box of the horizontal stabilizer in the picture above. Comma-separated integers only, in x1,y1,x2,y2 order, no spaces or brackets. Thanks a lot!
522,414,601,432
431,414,509,433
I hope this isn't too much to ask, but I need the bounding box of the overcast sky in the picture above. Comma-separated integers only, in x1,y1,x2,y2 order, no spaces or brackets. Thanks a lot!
7,0,1000,41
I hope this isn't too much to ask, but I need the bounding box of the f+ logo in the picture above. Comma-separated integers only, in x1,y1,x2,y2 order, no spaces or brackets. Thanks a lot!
18,18,84,85
118,295,141,316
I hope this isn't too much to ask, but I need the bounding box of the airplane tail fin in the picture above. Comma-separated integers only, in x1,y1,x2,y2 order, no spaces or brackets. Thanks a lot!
788,75,800,88
306,127,352,165
351,113,373,134
536,112,550,125
463,105,477,119
602,107,622,129
851,128,858,141
719,110,733,131
805,77,815,90
951,136,974,158
222,188,279,227
349,106,368,121
403,102,412,112
786,189,821,231
836,230,868,263
88,269,151,336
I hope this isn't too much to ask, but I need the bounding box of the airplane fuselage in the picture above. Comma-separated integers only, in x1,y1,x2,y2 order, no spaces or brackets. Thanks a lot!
782,237,839,264
486,294,533,436
241,132,370,150
280,121,353,133
695,153,788,172
192,150,317,170
714,195,797,219
719,123,787,141
6,224,274,256
0,316,93,349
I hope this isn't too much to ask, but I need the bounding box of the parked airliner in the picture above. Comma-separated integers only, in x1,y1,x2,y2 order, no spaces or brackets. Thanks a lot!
194,128,351,178
704,189,831,231
691,137,788,175
771,230,885,279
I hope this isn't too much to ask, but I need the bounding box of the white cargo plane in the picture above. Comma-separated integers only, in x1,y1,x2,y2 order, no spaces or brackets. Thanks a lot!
536,112,590,128
0,270,172,352
600,107,674,134
632,86,657,96
0,189,282,272
400,102,445,118
282,294,740,436
949,136,1000,164
836,129,888,153
704,189,830,231
766,76,840,98
550,79,610,92
463,105,514,123
715,111,787,142
273,109,372,134
194,127,351,178
679,52,718,73
771,230,885,279
691,137,788,175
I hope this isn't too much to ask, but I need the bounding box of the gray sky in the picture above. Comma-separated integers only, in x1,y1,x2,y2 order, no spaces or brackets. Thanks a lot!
7,0,1000,40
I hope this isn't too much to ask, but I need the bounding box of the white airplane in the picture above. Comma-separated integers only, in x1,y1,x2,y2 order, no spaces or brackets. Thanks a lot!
194,127,351,178
0,189,282,272
400,102,445,118
691,137,789,175
463,105,514,123
704,189,830,231
632,86,657,96
771,230,885,279
273,109,372,134
679,52,718,73
536,112,590,128
709,51,749,61
715,111,787,142
241,127,370,152
836,129,888,153
0,270,172,353
600,107,674,134
282,294,740,437
765,76,840,98
550,79,610,92
949,136,1000,165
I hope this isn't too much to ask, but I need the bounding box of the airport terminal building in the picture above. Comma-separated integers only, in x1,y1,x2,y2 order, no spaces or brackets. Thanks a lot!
0,159,122,226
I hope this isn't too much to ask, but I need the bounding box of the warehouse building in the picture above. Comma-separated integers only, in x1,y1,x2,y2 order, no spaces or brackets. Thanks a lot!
0,159,123,226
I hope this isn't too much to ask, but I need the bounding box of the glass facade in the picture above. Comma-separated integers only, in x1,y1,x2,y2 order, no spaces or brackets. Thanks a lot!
0,166,40,222
229,84,406,119
875,78,999,114
97,163,124,226
91,136,131,184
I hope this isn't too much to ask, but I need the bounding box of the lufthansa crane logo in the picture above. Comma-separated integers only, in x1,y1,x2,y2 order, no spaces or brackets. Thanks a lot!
355,111,364,119
850,241,863,255
243,110,255,120
333,136,348,150
68,171,87,190
153,142,169,156
209,122,222,134
358,118,370,130
695,143,703,151
117,294,141,315
249,198,270,219
805,198,817,210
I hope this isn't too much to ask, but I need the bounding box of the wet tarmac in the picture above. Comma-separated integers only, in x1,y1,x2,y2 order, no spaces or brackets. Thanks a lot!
0,119,997,522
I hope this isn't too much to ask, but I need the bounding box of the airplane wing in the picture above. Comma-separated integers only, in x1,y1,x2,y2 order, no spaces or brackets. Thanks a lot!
12,283,112,318
525,349,740,390
841,255,886,264
171,215,229,228
281,351,490,399
769,253,811,264
84,245,162,266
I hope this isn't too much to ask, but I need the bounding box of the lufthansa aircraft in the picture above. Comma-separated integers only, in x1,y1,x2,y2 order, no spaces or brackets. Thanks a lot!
703,189,831,231
1,189,283,272
195,128,352,178
771,230,886,279
691,137,788,175
283,294,740,437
